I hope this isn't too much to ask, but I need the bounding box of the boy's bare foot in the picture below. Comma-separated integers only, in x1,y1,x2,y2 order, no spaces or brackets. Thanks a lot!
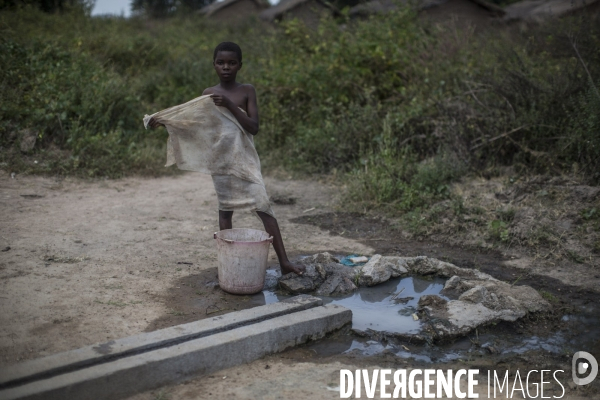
280,261,305,276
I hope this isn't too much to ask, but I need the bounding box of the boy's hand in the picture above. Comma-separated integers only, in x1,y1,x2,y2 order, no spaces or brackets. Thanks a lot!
148,117,164,129
210,94,234,110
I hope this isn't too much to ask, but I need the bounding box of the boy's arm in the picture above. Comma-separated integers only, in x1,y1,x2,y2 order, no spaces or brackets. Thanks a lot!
211,86,259,135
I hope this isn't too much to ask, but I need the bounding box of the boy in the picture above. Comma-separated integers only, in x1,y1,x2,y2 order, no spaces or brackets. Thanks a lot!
148,42,304,276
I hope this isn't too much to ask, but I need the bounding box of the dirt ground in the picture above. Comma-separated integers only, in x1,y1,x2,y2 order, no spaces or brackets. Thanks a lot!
0,170,373,366
1,170,598,399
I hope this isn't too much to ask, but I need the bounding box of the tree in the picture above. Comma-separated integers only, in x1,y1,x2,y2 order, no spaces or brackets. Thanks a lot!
0,0,95,13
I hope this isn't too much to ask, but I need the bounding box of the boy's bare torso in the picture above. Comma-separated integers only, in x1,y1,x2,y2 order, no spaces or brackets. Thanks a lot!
203,84,252,113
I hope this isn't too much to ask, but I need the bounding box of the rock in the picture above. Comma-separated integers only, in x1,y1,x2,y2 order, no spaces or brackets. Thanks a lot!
278,252,357,296
358,255,390,286
357,255,409,286
263,270,281,291
386,257,409,277
459,286,489,304
277,252,551,341
307,252,339,265
279,276,317,294
314,274,357,296
443,276,462,291
19,129,37,153
420,278,551,339
405,256,439,275
418,294,448,309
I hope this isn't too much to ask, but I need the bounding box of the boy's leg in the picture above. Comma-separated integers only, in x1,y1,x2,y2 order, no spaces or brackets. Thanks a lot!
219,210,233,230
256,211,305,275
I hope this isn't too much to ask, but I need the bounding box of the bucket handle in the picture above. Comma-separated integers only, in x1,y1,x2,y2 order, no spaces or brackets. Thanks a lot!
214,232,274,244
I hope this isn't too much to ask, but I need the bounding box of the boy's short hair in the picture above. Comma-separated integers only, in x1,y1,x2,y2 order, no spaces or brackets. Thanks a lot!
213,42,242,63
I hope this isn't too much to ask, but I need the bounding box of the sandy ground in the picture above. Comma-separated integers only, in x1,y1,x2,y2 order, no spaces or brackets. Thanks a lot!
126,358,588,400
0,171,373,367
1,171,598,399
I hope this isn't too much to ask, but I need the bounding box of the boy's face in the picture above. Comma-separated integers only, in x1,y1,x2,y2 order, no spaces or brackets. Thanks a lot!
213,51,242,82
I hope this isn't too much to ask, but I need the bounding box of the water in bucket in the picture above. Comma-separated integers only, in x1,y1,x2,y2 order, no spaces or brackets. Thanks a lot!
214,228,273,295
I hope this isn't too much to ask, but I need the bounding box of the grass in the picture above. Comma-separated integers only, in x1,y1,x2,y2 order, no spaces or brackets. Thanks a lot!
1,7,599,217
539,290,559,304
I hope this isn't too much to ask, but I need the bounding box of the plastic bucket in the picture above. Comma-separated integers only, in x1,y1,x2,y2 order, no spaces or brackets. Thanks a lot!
214,228,273,295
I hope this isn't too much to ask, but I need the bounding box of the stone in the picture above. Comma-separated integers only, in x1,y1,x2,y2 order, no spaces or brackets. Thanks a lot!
277,253,551,342
418,294,448,309
279,253,357,296
419,277,551,339
459,286,489,304
279,275,318,294
404,256,439,275
358,255,390,286
356,255,409,286
314,274,357,296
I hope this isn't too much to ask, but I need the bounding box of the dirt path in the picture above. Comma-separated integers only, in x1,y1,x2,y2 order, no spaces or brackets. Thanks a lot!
0,171,373,366
1,171,598,399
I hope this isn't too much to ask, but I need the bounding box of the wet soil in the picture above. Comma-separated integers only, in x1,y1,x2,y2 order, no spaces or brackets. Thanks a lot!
293,212,600,316
142,210,600,397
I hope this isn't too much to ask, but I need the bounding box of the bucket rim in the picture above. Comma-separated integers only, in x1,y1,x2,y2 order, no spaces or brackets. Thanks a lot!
214,228,273,244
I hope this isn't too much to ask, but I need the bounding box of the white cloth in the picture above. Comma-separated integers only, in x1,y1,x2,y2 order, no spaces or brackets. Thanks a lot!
144,95,274,217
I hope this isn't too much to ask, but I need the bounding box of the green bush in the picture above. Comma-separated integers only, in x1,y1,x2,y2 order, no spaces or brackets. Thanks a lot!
0,6,598,206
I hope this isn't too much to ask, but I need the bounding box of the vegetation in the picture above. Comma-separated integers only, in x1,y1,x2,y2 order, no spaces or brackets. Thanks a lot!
1,6,598,212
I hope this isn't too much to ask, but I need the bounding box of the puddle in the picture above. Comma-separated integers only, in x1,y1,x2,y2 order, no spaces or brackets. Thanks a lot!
265,273,448,334
250,269,600,363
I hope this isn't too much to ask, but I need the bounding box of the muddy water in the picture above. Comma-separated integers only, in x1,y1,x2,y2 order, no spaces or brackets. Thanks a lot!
266,273,449,334
249,269,600,364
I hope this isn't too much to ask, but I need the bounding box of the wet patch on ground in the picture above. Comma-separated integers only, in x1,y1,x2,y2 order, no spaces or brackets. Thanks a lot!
148,258,598,368
147,212,599,396
143,267,267,332
292,212,600,312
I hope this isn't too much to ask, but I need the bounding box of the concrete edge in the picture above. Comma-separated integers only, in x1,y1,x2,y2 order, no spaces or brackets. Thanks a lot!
0,295,322,388
0,304,352,400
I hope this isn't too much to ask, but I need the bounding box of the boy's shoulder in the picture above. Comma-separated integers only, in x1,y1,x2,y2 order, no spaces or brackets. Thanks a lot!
202,83,256,95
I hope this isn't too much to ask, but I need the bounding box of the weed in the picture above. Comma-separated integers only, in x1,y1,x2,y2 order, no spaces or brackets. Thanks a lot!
153,389,171,400
581,207,598,221
488,219,510,242
566,250,585,264
539,290,558,303
496,207,516,223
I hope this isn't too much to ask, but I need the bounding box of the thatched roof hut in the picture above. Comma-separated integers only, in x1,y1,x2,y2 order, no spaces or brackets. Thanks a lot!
259,0,340,28
200,0,269,22
503,0,600,22
350,0,505,28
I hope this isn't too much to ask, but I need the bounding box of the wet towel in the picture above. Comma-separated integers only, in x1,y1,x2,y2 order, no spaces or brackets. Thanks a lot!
144,95,274,217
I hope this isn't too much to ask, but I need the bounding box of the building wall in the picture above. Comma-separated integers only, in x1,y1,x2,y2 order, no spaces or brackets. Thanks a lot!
212,0,262,23
283,0,331,29
421,0,498,30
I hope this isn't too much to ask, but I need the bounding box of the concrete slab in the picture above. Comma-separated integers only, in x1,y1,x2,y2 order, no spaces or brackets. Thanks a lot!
0,295,322,389
0,303,351,400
